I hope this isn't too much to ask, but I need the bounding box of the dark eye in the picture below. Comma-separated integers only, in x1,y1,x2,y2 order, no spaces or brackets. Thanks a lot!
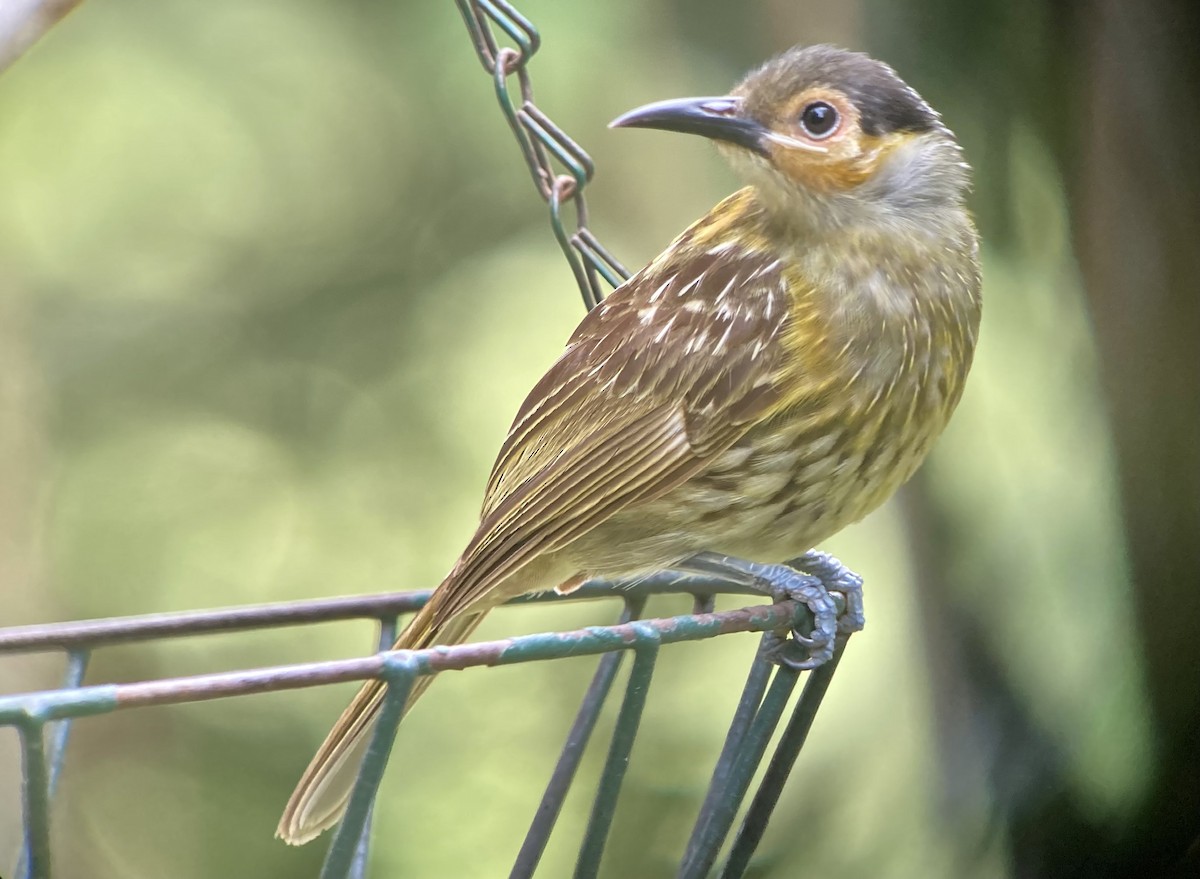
799,101,838,139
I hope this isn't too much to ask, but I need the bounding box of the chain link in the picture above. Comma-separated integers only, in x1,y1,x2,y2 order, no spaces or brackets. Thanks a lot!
454,0,631,311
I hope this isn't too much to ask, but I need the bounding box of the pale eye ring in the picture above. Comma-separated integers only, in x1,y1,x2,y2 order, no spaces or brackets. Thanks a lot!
799,101,839,139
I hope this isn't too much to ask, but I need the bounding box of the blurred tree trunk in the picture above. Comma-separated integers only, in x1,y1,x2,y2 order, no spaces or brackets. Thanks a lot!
1033,0,1200,875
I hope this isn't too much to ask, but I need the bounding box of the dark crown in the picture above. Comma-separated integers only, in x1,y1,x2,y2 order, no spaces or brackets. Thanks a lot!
738,44,941,137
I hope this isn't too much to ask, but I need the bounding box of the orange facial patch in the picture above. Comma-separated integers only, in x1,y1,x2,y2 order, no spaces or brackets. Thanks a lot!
769,130,918,194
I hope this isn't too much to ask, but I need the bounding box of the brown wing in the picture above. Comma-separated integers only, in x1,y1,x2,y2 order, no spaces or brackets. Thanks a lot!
435,232,798,621
278,199,805,845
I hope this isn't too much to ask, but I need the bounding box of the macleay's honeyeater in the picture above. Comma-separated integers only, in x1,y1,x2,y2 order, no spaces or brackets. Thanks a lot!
278,44,981,844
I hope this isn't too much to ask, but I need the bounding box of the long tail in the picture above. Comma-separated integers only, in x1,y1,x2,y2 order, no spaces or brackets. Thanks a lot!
276,594,486,845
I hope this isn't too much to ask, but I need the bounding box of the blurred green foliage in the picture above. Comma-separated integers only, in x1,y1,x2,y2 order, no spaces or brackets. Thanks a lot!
0,1,1174,877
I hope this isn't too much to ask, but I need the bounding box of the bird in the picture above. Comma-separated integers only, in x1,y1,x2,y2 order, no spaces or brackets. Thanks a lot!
277,43,981,845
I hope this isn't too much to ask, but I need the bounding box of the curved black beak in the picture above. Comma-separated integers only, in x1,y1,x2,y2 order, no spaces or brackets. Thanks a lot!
609,96,770,156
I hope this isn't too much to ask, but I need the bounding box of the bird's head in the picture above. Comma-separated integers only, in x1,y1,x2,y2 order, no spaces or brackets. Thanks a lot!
611,45,970,228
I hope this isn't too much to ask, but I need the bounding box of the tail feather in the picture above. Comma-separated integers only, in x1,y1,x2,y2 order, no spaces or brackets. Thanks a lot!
276,598,484,845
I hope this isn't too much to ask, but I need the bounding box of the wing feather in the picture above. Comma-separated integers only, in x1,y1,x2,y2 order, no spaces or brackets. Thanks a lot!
437,215,798,621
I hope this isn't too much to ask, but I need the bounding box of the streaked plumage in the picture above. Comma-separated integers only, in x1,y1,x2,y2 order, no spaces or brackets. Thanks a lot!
279,44,981,844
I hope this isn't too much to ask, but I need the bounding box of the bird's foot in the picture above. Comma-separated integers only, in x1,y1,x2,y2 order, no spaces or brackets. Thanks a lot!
756,564,838,670
678,551,865,670
790,550,865,636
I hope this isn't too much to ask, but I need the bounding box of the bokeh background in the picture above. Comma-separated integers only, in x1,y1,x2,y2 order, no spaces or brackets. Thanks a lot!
1,1,1197,877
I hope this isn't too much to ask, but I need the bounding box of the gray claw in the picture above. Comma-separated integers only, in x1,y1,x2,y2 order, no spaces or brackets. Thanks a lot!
765,631,835,670
792,551,865,636
753,565,839,669
836,580,866,634
790,631,821,650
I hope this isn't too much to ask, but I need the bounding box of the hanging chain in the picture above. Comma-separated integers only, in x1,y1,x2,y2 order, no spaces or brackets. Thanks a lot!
454,0,631,311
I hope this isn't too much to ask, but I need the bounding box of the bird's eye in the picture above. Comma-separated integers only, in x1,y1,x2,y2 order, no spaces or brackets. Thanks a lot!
799,101,839,139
